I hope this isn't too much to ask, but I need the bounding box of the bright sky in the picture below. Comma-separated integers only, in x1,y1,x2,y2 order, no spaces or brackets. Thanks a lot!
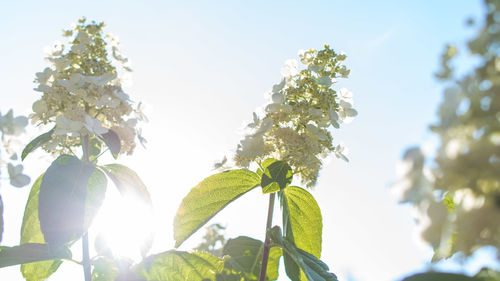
0,1,490,281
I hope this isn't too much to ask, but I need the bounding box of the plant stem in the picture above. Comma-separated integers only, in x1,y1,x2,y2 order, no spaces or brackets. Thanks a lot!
259,193,276,281
81,135,92,281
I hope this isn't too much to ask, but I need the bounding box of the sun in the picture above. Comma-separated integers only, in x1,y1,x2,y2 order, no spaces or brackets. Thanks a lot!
90,187,155,262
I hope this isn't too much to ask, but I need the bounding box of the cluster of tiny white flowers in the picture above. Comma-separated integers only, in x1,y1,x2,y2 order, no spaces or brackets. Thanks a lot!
0,110,30,188
393,1,500,260
31,18,146,156
233,45,357,187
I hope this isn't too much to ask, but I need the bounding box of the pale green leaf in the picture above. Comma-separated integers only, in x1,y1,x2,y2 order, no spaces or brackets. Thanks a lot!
174,170,260,247
137,250,224,281
20,174,63,281
0,243,71,268
283,186,322,258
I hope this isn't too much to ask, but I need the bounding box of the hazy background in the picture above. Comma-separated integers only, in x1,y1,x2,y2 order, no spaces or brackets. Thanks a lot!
0,1,493,280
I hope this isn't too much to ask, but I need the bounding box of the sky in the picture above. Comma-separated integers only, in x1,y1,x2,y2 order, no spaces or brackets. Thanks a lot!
0,1,491,281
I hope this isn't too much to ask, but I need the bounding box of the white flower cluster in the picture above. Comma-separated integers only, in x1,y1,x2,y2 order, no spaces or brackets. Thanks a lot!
393,1,500,260
0,110,30,188
31,18,146,156
234,46,357,187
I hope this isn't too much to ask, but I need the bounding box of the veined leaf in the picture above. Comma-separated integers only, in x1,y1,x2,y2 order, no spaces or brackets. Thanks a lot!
0,243,71,268
174,170,260,247
282,186,322,258
282,186,322,281
21,128,54,161
269,227,337,281
223,236,281,280
38,155,98,245
261,161,292,193
136,250,224,281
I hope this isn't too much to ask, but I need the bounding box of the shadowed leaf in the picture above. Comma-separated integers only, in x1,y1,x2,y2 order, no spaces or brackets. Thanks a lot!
0,243,71,268
21,128,54,160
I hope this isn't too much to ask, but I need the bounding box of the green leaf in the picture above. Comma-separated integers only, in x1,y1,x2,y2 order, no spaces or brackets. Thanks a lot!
223,236,281,281
261,161,293,193
400,272,479,281
282,186,322,258
137,250,224,281
0,243,71,268
21,128,54,161
0,194,3,245
99,129,121,159
269,227,337,281
20,174,64,281
100,164,153,256
38,155,97,245
174,170,261,247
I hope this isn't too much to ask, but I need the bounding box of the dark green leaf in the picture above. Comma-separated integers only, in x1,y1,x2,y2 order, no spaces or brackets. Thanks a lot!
223,236,281,280
100,129,121,158
400,272,479,281
136,250,224,281
21,128,54,161
256,158,278,178
0,243,71,268
100,164,153,256
261,161,292,193
174,170,261,247
269,227,337,281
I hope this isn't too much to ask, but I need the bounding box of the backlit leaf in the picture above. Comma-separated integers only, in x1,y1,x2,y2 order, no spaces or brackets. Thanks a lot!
174,170,260,247
137,250,223,281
